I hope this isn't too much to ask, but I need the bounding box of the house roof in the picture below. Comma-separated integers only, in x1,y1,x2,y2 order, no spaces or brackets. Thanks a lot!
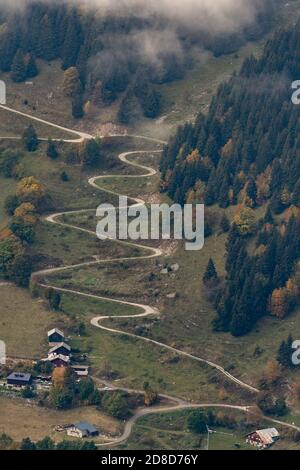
49,342,71,354
255,428,279,445
74,422,98,434
48,328,64,338
7,372,32,382
46,353,70,364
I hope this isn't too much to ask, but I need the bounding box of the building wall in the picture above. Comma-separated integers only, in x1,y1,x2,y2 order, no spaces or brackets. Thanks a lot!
49,334,64,343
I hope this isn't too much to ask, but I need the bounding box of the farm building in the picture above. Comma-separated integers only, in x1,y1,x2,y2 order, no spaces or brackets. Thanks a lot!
7,372,32,387
49,342,71,357
67,422,99,439
48,328,65,344
46,353,70,367
246,428,280,449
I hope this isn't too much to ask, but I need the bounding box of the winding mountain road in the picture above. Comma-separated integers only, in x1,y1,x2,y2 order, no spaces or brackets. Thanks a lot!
5,104,299,448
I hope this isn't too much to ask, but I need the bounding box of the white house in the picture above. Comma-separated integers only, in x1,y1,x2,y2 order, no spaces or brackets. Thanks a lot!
67,422,99,439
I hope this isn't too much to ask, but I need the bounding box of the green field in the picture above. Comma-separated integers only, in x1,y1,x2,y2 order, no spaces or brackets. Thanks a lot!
0,284,64,359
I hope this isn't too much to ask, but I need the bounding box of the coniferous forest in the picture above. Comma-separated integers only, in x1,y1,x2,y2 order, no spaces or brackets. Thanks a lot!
161,20,300,336
0,0,277,122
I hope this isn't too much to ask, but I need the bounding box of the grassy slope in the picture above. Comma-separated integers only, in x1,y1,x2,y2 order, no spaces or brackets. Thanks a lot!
0,284,62,358
0,61,76,132
0,396,121,443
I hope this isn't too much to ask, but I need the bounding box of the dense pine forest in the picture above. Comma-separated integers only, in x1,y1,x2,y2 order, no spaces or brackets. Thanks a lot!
0,0,277,122
161,20,300,336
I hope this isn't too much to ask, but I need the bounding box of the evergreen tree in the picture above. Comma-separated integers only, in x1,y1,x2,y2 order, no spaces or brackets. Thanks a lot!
187,411,207,434
61,10,82,70
45,288,61,311
10,49,27,83
292,178,300,207
38,14,58,61
246,177,257,206
22,124,38,152
26,53,38,78
220,214,230,233
20,438,36,451
60,171,69,182
264,206,274,225
47,139,58,159
277,335,294,368
203,258,218,285
72,94,84,119
134,75,161,118
0,31,18,72
118,88,140,124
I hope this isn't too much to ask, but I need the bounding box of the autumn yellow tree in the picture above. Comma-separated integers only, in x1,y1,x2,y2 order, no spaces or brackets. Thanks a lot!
269,278,299,319
233,205,256,235
263,359,282,386
63,67,82,97
14,202,38,224
17,176,45,207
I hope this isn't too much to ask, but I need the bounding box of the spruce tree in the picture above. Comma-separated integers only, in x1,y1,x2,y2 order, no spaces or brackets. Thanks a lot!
264,206,274,225
292,178,300,207
10,49,27,83
22,124,38,152
72,94,84,119
47,139,58,159
118,88,140,124
38,14,58,61
61,11,82,70
203,258,218,285
26,53,38,79
220,214,230,233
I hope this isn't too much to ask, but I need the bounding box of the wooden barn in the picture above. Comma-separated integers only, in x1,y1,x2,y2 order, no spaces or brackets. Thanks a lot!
49,342,71,357
246,428,280,449
48,328,65,344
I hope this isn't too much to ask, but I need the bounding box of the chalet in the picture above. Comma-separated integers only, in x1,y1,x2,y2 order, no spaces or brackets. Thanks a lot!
67,422,99,439
246,428,280,449
48,328,65,344
7,372,32,387
71,365,89,377
49,342,71,357
46,353,70,367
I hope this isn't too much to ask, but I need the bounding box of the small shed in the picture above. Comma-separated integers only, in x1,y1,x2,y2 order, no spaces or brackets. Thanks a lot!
67,422,99,439
49,342,71,357
71,365,89,377
7,372,32,387
48,328,65,344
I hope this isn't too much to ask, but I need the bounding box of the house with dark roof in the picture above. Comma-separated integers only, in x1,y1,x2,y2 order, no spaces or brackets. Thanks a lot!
49,342,71,357
7,372,32,387
48,328,65,344
67,422,99,439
